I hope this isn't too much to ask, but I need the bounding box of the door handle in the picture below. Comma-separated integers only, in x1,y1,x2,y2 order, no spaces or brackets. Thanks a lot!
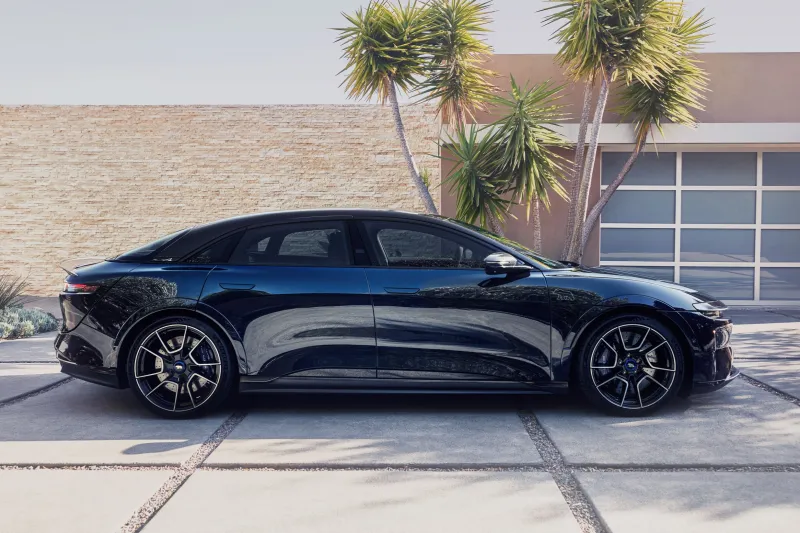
384,287,420,294
219,283,255,291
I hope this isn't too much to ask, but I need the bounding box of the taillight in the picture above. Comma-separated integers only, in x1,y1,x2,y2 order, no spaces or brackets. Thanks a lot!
63,282,99,294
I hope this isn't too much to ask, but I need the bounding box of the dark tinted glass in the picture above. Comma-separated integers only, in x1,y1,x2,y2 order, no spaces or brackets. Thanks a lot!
364,221,493,269
230,222,350,266
186,232,243,264
115,229,189,261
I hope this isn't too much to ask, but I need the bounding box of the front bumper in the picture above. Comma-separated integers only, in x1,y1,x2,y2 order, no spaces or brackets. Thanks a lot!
694,364,740,394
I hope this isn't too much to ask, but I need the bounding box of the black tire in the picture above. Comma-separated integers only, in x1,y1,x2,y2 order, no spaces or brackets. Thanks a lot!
576,315,685,417
126,316,236,419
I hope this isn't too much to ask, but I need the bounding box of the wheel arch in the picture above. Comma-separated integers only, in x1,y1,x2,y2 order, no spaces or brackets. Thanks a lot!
115,308,242,388
566,304,695,395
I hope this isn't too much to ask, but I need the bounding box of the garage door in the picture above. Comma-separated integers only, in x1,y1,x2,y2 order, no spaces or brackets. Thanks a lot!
599,150,800,304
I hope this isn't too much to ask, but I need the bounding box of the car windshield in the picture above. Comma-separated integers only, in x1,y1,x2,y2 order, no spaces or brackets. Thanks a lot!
440,218,569,269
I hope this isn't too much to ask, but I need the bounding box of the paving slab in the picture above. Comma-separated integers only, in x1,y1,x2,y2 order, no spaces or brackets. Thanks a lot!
0,363,67,403
144,470,579,533
0,380,228,465
206,401,541,466
0,332,58,362
0,469,170,533
576,471,800,533
535,380,800,465
731,313,800,361
726,309,799,325
737,359,800,400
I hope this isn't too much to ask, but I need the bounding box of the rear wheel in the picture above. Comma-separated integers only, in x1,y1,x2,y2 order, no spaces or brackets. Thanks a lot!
126,317,236,418
576,315,685,416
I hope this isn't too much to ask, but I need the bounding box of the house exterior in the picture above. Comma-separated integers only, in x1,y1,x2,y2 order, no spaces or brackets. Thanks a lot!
440,53,800,306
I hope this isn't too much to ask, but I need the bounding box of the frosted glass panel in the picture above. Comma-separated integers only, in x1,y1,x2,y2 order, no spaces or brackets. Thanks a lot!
680,229,754,262
602,152,676,185
682,152,756,185
682,191,756,224
680,268,754,301
602,191,675,223
601,229,674,262
763,153,800,186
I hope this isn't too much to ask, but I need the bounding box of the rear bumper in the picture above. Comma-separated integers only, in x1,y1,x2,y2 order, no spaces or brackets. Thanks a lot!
59,361,122,388
55,329,122,389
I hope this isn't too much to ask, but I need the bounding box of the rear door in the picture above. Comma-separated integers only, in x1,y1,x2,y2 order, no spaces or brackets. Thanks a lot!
358,219,552,384
198,219,376,378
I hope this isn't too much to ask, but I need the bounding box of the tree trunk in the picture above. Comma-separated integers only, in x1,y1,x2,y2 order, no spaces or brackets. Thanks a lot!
564,72,611,262
561,81,594,260
531,198,542,254
487,211,504,236
577,139,645,258
386,78,438,215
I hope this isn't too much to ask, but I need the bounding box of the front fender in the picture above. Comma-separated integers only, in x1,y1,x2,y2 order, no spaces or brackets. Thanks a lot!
551,294,695,383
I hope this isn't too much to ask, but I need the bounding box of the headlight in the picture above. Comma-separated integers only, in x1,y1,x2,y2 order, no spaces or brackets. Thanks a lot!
693,301,728,317
714,324,732,350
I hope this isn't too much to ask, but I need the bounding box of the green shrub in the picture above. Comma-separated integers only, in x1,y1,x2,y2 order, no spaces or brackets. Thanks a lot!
0,307,59,339
12,320,35,338
0,274,28,310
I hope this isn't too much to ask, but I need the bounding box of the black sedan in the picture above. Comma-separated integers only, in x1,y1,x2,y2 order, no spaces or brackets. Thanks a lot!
56,209,737,418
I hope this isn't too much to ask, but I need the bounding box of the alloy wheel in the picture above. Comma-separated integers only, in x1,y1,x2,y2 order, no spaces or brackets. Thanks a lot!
589,324,677,410
133,324,223,413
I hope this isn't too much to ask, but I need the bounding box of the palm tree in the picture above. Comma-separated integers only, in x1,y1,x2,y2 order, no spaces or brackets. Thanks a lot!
419,0,497,127
487,77,570,249
543,0,683,262
336,1,438,214
443,77,569,247
576,9,710,257
443,126,511,231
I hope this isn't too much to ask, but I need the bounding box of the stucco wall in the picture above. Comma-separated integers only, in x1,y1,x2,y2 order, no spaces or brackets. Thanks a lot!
0,104,441,295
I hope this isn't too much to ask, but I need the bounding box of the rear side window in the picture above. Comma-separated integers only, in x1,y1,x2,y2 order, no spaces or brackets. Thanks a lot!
186,232,243,264
230,221,351,266
115,229,189,261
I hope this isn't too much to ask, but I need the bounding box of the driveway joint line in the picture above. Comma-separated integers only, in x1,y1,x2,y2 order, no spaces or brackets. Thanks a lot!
198,463,548,472
0,360,60,364
740,372,800,407
0,377,72,409
118,410,248,533
518,411,609,533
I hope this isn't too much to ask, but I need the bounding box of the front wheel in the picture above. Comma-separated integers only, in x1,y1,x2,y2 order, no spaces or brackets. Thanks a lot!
126,317,236,418
576,316,685,416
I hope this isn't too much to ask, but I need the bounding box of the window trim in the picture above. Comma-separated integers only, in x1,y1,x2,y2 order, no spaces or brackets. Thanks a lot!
227,220,354,268
599,149,800,304
356,219,500,271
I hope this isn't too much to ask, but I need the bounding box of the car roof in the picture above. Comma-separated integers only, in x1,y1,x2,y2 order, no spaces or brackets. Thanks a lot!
155,209,471,261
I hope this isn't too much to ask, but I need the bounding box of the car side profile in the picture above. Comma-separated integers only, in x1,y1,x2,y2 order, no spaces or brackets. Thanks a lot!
56,209,737,418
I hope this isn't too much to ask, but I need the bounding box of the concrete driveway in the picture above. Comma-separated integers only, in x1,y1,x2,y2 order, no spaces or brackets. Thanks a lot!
1,309,798,533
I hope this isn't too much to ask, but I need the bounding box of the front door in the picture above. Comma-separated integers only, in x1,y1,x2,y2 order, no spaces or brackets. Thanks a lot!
198,220,376,378
358,219,552,383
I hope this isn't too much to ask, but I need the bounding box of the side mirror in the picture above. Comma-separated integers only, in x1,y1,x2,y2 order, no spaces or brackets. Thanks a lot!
484,252,532,275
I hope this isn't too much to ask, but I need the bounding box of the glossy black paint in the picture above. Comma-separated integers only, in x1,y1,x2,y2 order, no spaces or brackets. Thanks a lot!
55,209,737,398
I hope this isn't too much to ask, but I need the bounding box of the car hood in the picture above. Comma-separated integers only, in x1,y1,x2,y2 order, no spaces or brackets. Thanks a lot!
573,265,720,304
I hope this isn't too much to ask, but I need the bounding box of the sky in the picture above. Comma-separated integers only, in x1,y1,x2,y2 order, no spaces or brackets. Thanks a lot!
1,0,797,104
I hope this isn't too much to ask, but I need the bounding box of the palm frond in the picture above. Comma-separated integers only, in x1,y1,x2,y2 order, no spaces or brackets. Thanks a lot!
441,126,512,227
486,76,571,215
615,7,712,145
542,0,684,87
336,1,433,103
417,0,498,125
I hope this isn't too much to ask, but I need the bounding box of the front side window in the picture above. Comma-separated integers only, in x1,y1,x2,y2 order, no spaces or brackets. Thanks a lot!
230,221,350,267
362,221,492,269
